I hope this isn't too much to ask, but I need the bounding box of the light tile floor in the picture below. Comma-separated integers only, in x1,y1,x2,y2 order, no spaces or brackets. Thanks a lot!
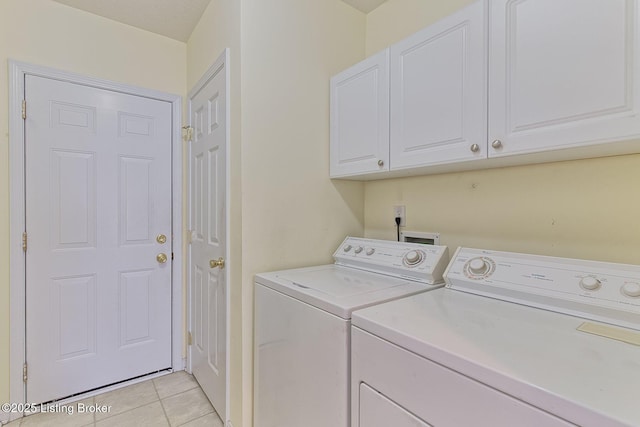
5,372,223,427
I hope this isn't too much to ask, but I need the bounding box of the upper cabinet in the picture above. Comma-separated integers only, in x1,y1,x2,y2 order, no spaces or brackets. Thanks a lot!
390,0,487,169
330,49,389,178
330,0,640,179
488,0,640,158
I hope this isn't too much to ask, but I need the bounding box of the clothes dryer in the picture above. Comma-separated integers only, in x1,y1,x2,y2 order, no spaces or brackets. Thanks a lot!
351,247,640,427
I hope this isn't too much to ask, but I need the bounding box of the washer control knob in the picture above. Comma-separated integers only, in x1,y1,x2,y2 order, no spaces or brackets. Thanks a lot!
343,245,352,252
580,276,601,291
404,250,424,266
469,258,489,275
354,246,364,254
366,248,375,256
621,282,640,298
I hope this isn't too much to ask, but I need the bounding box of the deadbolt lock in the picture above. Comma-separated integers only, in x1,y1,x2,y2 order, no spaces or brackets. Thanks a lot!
157,234,167,244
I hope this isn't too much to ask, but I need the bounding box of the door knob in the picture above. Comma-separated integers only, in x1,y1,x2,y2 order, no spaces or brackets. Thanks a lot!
210,257,225,269
157,253,168,264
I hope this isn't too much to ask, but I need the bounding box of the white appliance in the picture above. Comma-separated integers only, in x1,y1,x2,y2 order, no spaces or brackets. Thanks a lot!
351,247,640,427
253,237,449,427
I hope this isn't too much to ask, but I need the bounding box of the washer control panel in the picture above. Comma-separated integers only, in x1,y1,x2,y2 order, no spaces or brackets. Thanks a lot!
445,247,640,330
334,237,449,284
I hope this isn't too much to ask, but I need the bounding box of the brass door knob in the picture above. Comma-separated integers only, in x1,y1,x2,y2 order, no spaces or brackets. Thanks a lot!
156,234,167,244
210,257,225,269
157,253,168,264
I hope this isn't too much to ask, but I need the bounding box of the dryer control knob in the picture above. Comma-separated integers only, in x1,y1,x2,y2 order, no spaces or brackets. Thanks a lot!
343,245,352,252
580,276,601,291
621,282,640,298
366,248,375,256
355,246,364,254
469,258,489,274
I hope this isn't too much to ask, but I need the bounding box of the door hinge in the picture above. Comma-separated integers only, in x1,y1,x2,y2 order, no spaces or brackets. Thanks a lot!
182,125,193,142
22,99,26,120
23,363,28,383
187,331,193,346
186,230,193,244
22,232,27,252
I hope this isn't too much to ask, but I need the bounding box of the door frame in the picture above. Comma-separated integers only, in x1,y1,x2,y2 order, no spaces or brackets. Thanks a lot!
8,60,183,416
186,48,231,423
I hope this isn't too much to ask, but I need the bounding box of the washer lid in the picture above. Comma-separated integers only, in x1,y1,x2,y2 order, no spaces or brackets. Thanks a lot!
352,288,640,427
255,264,439,319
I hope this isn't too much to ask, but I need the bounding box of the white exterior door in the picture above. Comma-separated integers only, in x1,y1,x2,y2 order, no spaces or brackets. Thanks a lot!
25,75,173,404
389,0,487,169
188,59,227,420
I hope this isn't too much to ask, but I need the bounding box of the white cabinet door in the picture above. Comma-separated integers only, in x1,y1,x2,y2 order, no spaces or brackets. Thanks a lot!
389,0,487,169
489,0,640,158
330,49,389,178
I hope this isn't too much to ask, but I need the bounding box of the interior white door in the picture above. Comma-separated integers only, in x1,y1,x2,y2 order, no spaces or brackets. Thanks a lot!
189,62,227,419
25,75,173,404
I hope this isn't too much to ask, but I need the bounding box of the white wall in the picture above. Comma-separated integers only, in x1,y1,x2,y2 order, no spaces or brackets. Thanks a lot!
240,0,365,424
188,1,365,425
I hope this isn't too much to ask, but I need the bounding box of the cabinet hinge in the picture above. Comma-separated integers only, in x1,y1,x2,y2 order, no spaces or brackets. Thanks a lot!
182,125,193,142
22,99,26,120
187,331,193,346
22,232,27,252
23,362,28,383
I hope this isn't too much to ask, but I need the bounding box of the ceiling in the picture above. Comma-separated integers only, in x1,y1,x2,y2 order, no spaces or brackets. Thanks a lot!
51,0,212,42
51,0,387,42
342,0,388,13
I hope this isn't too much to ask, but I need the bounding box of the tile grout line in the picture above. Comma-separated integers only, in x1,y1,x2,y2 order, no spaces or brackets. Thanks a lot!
153,378,172,426
93,381,159,425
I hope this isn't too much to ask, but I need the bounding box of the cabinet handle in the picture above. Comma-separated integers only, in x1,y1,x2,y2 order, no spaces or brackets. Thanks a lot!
470,144,480,153
492,140,503,149
377,159,384,167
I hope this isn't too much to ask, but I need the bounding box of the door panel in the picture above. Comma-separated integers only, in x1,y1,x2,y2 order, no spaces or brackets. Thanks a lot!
25,75,172,403
390,0,487,168
330,49,390,177
489,0,640,156
189,62,227,420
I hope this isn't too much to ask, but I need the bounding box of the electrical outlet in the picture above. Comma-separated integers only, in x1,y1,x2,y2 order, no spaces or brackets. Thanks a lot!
393,205,406,227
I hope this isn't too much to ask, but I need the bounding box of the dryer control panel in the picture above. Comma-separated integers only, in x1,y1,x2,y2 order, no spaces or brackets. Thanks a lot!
334,237,449,284
445,247,640,330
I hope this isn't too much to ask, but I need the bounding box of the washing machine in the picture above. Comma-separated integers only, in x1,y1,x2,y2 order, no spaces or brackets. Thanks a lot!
351,247,640,427
253,236,449,427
